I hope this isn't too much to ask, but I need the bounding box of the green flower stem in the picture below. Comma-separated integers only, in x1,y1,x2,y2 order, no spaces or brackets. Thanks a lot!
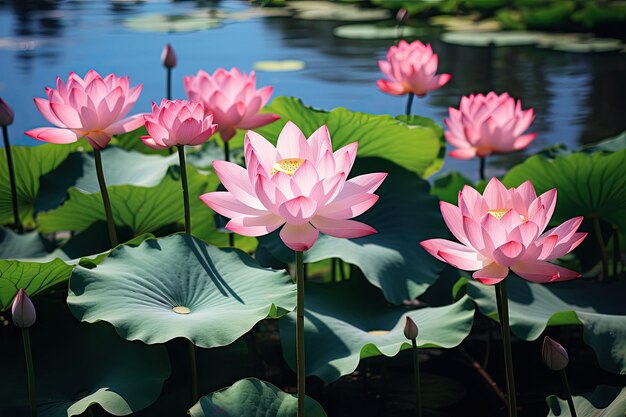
405,92,415,116
223,140,235,247
296,250,306,417
21,328,37,417
189,340,198,405
2,125,22,233
339,259,347,280
592,217,608,279
411,338,422,417
93,149,118,247
613,228,620,278
559,369,577,417
166,67,172,101
495,280,517,417
177,146,191,234
479,157,486,181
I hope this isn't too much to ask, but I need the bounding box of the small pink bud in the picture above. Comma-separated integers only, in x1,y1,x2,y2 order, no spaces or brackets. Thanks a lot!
404,316,418,340
542,336,569,371
161,44,177,69
0,97,15,126
12,288,36,328
395,8,409,24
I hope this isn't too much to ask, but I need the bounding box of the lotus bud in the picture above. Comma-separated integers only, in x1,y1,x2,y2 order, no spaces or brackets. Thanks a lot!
542,336,569,371
161,44,177,69
0,97,15,126
404,316,418,340
12,288,36,328
395,8,409,24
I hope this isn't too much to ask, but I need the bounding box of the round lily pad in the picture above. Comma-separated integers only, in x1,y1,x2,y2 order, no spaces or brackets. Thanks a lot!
441,31,544,46
189,378,328,417
68,234,296,347
333,24,426,39
253,60,306,72
547,385,626,417
551,38,623,53
280,272,475,383
124,13,221,33
288,1,390,21
1,299,169,416
428,15,502,32
463,275,626,374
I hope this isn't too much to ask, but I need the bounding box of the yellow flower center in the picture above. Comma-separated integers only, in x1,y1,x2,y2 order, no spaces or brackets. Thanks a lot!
270,158,305,176
172,306,191,315
487,209,527,222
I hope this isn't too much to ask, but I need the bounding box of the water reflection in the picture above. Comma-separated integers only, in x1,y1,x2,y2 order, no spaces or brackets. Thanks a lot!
0,0,624,174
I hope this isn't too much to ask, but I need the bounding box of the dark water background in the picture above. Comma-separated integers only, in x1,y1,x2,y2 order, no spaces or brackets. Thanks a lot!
0,0,625,180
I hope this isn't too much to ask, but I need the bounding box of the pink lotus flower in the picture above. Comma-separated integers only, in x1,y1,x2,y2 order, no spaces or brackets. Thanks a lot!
200,122,387,251
420,178,587,285
377,40,451,97
445,92,537,159
25,70,144,150
141,99,218,150
184,68,280,142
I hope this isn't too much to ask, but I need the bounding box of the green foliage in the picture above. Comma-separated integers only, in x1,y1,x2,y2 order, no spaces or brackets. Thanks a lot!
68,234,296,347
546,385,626,417
503,149,626,234
255,96,444,178
279,272,475,382
0,141,86,228
258,157,448,304
464,275,626,374
1,300,169,416
189,379,328,417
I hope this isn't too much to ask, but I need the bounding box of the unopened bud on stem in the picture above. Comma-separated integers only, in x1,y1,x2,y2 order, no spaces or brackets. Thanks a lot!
542,336,569,371
12,288,36,328
404,316,418,340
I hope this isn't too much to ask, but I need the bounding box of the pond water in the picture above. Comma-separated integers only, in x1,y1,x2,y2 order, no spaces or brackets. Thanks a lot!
1,0,624,180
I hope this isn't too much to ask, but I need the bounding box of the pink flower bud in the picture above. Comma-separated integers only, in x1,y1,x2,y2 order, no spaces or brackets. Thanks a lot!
395,8,409,24
161,44,177,69
12,288,36,328
542,336,569,371
404,316,418,340
0,97,15,126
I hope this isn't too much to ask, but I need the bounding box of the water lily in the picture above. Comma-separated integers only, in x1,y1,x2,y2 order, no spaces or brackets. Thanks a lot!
200,121,387,251
444,92,537,161
184,68,280,144
142,99,217,150
377,40,450,115
25,70,144,150
420,177,587,285
142,99,218,235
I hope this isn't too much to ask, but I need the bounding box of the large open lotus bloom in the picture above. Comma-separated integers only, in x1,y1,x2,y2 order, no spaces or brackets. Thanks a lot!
420,178,587,285
184,68,280,142
141,99,218,150
200,122,387,251
377,40,451,97
444,92,537,159
25,70,144,150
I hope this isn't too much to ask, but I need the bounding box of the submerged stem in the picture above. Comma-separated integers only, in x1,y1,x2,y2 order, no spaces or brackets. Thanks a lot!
177,146,191,234
592,217,608,279
93,149,118,247
405,92,415,116
495,280,517,417
411,338,422,417
296,251,306,416
22,328,37,417
3,126,22,233
188,340,198,405
479,157,486,181
559,369,577,417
